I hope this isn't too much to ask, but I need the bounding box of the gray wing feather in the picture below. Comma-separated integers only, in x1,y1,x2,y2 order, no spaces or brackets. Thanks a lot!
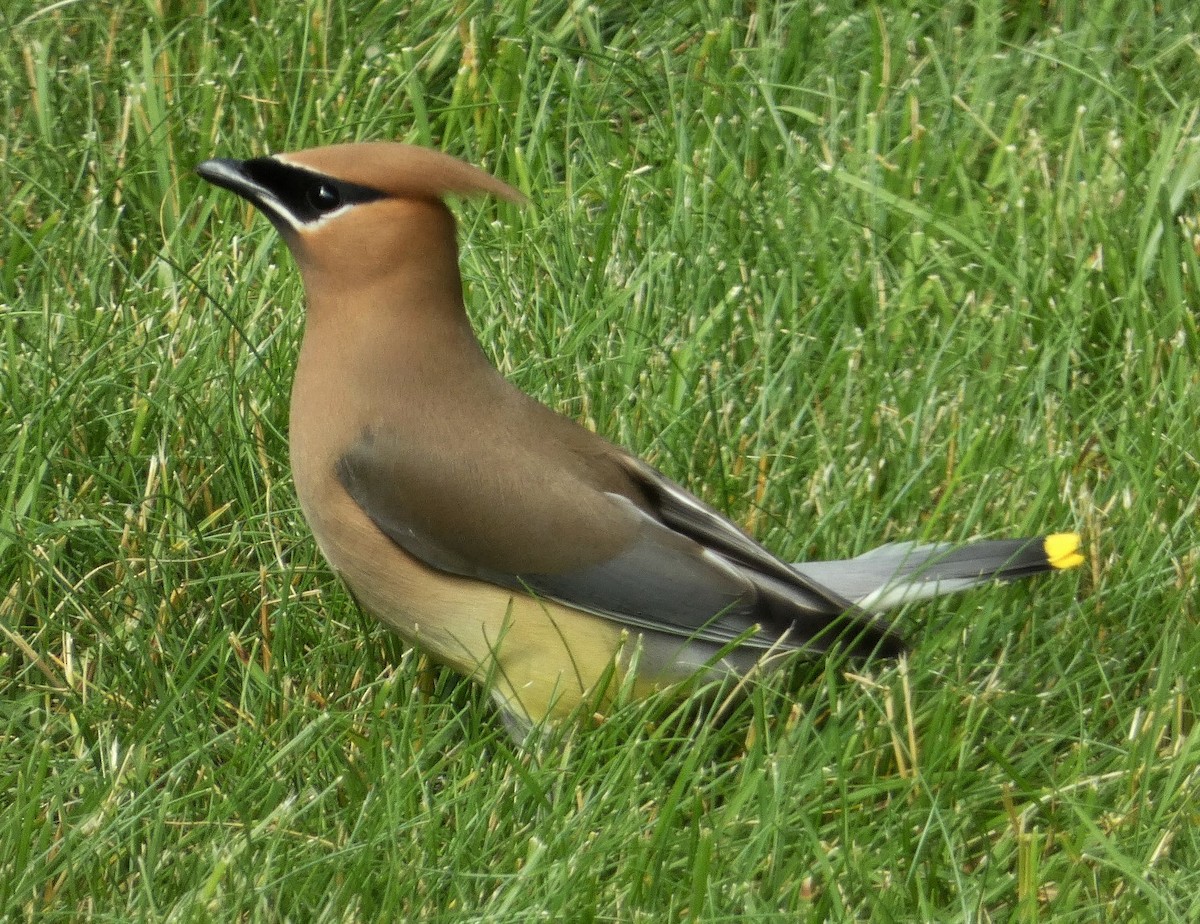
337,448,773,648
337,442,904,657
614,456,857,613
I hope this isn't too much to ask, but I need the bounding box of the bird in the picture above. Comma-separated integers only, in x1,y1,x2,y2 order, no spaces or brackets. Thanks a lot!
196,142,1084,737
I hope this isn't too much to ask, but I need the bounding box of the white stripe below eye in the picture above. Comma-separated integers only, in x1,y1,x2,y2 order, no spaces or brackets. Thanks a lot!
256,191,304,232
269,154,357,232
297,203,355,233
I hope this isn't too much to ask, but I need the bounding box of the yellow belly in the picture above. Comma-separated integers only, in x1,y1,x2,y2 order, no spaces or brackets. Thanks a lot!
299,479,642,724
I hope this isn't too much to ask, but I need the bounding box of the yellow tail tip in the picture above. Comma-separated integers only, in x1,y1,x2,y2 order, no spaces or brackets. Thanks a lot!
1044,532,1085,570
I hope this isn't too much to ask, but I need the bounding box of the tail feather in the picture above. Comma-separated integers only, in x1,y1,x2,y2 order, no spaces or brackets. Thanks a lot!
794,533,1083,613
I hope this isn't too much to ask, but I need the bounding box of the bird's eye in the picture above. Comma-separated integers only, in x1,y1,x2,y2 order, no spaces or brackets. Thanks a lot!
307,182,342,211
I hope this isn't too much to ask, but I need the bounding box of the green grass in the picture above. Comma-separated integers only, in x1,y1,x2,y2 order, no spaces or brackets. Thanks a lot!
3,0,1198,919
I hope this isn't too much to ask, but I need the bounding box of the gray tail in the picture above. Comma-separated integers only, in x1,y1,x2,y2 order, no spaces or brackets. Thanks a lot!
793,534,1083,613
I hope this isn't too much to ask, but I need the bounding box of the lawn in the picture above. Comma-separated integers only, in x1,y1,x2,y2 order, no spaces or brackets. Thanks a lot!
2,1,1198,920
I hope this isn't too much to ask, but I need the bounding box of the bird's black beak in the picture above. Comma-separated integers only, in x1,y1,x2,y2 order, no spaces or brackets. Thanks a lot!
197,157,299,234
197,158,257,198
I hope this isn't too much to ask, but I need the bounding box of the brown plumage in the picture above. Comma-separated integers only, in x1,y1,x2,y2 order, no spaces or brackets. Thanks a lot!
197,142,1082,736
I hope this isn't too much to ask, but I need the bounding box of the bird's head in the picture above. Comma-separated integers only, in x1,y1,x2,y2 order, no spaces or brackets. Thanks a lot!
197,142,525,291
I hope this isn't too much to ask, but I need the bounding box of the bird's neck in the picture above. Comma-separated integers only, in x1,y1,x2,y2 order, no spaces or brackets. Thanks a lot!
291,261,503,433
306,292,494,405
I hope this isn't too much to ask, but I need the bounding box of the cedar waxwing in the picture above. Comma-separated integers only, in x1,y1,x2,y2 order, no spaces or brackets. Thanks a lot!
196,143,1084,736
